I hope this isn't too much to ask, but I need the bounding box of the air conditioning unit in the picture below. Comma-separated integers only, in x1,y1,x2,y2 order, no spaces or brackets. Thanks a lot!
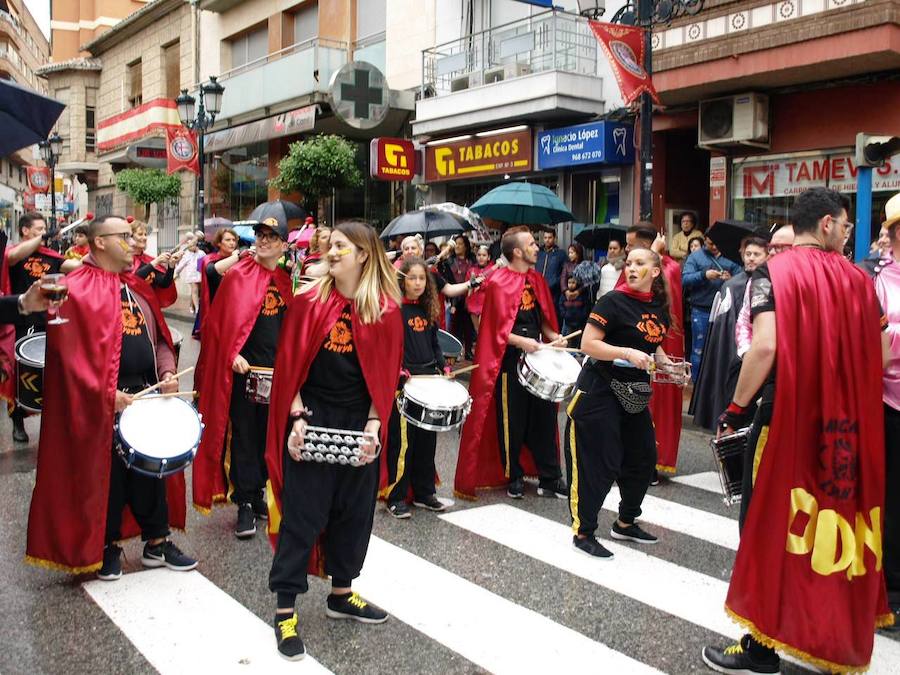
484,62,533,84
450,72,482,92
699,93,769,148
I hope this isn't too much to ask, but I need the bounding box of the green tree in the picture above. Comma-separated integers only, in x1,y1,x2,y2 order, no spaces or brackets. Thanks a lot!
269,135,363,223
115,168,182,223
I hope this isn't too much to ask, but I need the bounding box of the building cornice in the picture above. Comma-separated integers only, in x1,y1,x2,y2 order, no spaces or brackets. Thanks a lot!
35,57,102,76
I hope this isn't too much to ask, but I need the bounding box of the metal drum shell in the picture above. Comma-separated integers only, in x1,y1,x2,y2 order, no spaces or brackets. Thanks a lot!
15,333,45,413
709,427,750,506
516,353,577,402
396,385,472,432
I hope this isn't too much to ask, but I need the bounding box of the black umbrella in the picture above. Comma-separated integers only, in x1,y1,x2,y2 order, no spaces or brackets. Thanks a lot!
380,210,472,240
574,223,628,250
706,219,767,265
248,200,306,225
0,80,66,156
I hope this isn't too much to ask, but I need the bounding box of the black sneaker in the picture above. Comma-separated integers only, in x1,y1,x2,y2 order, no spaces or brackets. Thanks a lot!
141,540,198,571
573,535,614,559
412,495,446,512
611,521,658,545
12,418,27,444
649,471,661,486
325,592,389,624
507,478,524,499
701,635,781,674
97,544,123,581
537,479,568,499
274,613,305,661
252,492,268,521
387,501,411,519
235,503,257,539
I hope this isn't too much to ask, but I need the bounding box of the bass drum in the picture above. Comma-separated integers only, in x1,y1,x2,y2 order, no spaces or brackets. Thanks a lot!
15,332,46,413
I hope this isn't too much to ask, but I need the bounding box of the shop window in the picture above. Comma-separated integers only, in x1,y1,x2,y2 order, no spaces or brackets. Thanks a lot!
293,2,318,46
127,60,142,108
230,26,268,70
85,106,96,153
164,41,180,101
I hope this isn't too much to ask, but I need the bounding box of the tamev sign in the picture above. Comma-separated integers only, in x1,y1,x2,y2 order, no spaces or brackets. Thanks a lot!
370,138,417,181
536,121,635,170
424,129,532,182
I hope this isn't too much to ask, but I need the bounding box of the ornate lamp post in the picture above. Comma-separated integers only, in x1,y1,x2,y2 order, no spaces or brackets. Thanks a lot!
610,0,705,221
38,131,63,230
175,76,225,227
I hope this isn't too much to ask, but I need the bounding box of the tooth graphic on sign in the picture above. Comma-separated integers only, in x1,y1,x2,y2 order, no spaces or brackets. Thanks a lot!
613,127,627,156
540,135,551,155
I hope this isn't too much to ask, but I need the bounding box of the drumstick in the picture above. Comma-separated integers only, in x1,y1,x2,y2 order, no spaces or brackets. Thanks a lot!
549,330,581,346
446,364,479,378
137,391,196,399
132,366,195,399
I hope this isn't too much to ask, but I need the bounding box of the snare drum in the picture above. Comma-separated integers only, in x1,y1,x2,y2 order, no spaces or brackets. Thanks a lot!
15,332,45,413
438,329,463,365
245,367,274,404
115,396,203,477
170,327,183,365
709,427,750,506
397,376,472,432
516,348,581,402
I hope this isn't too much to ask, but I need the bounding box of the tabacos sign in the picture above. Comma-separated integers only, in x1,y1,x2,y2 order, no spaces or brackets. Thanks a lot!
370,138,417,181
425,129,532,182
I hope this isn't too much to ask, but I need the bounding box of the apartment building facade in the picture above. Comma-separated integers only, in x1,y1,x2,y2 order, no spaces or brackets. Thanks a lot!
49,0,150,62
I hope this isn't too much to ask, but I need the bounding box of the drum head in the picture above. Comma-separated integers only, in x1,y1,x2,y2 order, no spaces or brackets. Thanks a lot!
169,327,183,346
118,397,202,458
15,333,46,367
404,376,469,408
525,348,581,385
437,329,463,358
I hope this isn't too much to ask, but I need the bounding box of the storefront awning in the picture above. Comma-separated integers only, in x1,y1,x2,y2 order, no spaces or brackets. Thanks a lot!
204,105,318,154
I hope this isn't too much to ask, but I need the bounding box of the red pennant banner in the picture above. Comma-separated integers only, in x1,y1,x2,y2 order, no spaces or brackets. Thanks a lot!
23,190,35,210
26,167,51,193
589,20,660,105
165,127,200,175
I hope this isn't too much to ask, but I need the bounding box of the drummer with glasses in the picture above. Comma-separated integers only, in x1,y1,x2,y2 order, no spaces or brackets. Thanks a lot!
565,248,672,559
24,215,197,581
454,226,568,501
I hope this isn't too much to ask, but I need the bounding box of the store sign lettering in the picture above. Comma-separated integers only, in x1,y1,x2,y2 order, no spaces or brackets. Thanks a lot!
424,129,532,182
738,152,900,198
370,137,417,181
536,121,634,169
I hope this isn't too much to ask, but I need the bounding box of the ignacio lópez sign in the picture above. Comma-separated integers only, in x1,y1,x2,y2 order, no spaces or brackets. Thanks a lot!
536,121,634,170
425,129,532,182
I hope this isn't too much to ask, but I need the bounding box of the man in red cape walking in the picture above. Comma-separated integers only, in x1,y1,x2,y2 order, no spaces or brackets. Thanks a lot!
25,214,194,579
455,227,568,500
702,188,892,674
194,217,292,539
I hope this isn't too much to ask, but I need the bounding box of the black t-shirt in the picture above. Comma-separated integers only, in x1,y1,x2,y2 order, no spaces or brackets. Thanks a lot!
749,263,775,320
302,304,371,409
118,285,156,387
239,282,287,368
586,290,669,383
206,261,223,303
10,249,63,330
503,280,543,367
401,301,444,374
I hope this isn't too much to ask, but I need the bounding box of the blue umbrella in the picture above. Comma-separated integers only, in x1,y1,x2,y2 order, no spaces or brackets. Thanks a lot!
0,80,66,156
470,182,574,225
231,222,258,243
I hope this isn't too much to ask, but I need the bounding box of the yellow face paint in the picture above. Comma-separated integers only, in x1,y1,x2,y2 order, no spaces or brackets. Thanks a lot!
639,268,648,280
336,248,352,257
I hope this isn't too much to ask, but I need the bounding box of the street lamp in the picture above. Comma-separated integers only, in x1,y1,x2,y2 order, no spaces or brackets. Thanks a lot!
610,0,705,221
39,131,63,231
176,75,225,227
577,1,606,20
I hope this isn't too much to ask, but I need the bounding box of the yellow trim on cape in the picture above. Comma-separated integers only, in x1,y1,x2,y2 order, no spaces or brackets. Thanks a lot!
223,421,235,502
25,554,101,575
724,604,879,674
501,372,510,479
266,480,281,535
751,424,769,486
656,463,677,474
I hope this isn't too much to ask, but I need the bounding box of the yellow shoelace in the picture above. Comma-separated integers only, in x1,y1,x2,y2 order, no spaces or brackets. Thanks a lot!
723,643,744,656
277,614,299,639
348,593,368,609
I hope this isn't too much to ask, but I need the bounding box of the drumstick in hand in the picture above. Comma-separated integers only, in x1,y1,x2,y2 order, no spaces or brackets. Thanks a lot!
549,330,581,346
446,364,479,378
132,366,195,399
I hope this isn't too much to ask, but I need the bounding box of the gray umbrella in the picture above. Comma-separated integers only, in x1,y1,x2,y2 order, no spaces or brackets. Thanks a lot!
0,80,65,156
380,210,472,240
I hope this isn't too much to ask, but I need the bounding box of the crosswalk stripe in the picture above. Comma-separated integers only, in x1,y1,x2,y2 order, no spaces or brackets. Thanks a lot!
441,504,900,674
604,485,739,551
670,471,726,496
83,569,333,674
357,536,662,674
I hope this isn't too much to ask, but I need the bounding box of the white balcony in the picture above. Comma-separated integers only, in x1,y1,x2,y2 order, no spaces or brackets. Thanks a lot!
214,38,349,125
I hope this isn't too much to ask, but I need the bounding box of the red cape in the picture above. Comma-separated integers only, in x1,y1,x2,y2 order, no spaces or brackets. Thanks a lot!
133,252,177,309
25,260,185,573
193,251,224,338
193,257,293,511
265,288,403,574
726,248,890,671
454,267,559,499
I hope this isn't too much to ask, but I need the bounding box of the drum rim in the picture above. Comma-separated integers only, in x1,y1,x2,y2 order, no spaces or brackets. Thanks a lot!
15,333,46,368
401,379,470,409
117,397,203,456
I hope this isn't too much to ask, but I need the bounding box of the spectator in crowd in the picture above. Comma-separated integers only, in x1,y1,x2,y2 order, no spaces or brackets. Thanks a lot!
682,235,742,377
536,229,567,322
560,276,589,348
598,237,625,298
440,235,475,359
174,235,205,314
670,212,704,263
559,243,585,302
64,225,90,261
688,237,703,255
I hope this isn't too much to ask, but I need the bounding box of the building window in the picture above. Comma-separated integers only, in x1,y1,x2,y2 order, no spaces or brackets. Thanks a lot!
356,0,385,41
128,60,142,108
164,41,180,100
293,2,318,45
86,106,96,153
229,26,268,70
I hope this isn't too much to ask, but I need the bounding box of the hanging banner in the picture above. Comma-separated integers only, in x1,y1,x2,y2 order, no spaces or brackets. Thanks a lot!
165,127,200,175
23,190,35,210
26,167,51,193
589,20,659,105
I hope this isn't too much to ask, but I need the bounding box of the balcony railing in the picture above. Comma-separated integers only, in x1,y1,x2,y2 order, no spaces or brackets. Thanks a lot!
216,37,347,121
353,32,386,75
422,9,597,97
